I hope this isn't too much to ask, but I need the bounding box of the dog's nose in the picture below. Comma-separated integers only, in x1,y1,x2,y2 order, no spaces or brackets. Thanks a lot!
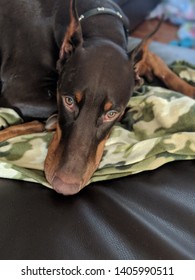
52,176,81,195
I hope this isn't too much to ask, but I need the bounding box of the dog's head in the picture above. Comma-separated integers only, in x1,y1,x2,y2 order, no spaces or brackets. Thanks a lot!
44,0,143,195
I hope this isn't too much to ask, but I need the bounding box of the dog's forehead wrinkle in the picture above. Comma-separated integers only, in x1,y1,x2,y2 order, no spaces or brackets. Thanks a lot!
80,88,125,117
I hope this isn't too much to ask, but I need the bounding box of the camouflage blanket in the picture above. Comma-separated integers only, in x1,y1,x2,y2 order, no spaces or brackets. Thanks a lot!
0,61,195,189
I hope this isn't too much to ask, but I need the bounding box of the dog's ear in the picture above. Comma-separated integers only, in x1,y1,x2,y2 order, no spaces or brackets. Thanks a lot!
128,16,164,64
128,40,145,65
58,0,83,69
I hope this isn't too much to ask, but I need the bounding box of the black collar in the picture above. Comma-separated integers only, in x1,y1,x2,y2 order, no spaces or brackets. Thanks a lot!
79,7,129,40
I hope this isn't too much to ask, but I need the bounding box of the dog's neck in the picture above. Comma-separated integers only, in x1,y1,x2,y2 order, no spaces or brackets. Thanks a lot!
78,7,129,51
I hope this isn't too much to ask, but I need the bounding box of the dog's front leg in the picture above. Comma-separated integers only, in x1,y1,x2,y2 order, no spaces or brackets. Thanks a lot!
0,121,45,142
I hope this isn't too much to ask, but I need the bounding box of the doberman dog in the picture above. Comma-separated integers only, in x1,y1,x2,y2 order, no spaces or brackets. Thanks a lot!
0,0,195,195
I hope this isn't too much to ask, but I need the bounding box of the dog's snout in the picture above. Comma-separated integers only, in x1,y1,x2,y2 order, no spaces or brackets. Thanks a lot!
52,176,81,195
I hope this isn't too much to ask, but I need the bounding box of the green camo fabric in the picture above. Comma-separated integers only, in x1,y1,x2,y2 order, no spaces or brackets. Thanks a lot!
0,61,195,189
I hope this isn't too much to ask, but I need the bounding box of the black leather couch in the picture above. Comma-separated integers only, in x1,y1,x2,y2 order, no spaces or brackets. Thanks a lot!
0,0,195,260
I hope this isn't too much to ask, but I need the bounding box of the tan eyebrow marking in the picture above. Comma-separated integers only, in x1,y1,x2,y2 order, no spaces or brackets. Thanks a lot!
104,101,113,111
75,91,83,103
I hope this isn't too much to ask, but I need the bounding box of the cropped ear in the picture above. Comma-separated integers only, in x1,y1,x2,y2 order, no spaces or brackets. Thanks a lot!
58,0,83,66
128,40,146,63
128,15,164,64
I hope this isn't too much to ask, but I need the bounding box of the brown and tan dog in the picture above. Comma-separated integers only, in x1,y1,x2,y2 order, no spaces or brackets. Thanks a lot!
0,0,194,195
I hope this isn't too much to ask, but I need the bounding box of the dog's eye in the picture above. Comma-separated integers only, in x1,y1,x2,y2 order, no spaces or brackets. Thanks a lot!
63,96,75,111
104,110,119,122
64,96,74,106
